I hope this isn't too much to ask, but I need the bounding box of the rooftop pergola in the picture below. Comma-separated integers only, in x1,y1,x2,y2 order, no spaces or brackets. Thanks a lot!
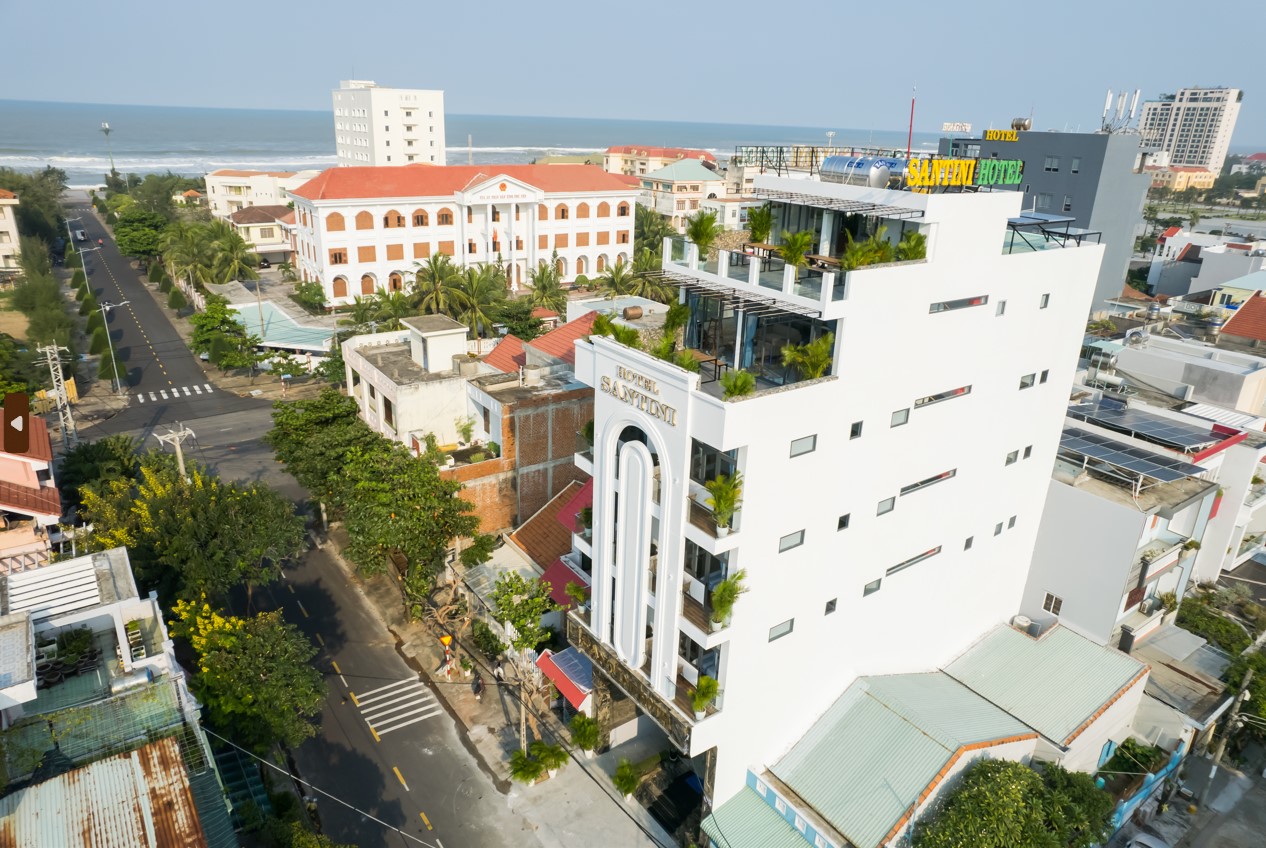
653,268,822,318
752,187,926,221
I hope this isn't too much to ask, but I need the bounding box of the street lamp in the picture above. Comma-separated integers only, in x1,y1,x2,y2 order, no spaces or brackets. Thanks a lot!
100,123,115,174
64,217,82,255
99,299,130,395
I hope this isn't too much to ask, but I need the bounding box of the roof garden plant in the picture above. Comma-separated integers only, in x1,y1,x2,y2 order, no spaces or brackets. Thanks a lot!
613,758,640,799
746,203,774,245
691,675,719,718
709,569,747,628
704,471,742,535
530,740,569,777
895,228,927,261
570,713,600,756
720,369,756,400
780,332,834,380
777,229,814,271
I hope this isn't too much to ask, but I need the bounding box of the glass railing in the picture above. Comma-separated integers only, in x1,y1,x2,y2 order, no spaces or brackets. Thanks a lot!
832,269,848,301
793,267,825,300
575,431,593,463
669,236,689,266
758,257,786,291
702,251,725,276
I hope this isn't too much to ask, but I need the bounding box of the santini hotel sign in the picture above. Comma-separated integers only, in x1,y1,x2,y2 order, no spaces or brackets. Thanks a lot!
601,367,678,426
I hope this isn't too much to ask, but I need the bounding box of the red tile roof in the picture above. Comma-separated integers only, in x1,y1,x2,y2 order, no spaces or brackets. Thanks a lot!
1223,293,1266,341
539,558,589,610
525,311,597,365
280,211,296,225
1159,226,1181,241
0,188,17,199
1246,153,1266,161
483,335,526,373
209,169,297,178
0,480,61,519
535,648,592,710
510,481,583,567
530,308,558,319
291,164,636,201
0,414,52,462
605,146,716,162
182,189,203,197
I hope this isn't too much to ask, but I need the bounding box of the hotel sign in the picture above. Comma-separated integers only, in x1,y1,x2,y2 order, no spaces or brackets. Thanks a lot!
601,366,678,426
941,122,973,133
983,129,1019,142
906,158,1024,188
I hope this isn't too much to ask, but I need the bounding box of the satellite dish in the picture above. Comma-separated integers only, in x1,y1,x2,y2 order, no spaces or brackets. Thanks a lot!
1125,330,1149,346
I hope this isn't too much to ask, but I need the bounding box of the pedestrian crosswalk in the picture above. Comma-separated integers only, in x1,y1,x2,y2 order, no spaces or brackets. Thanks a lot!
136,383,214,403
352,677,443,738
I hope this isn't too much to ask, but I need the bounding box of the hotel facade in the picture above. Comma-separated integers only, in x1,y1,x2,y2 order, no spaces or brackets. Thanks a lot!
289,164,639,304
563,172,1106,811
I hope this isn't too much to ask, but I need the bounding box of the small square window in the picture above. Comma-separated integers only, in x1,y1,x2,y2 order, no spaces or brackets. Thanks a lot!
877,497,895,516
775,797,787,814
768,619,795,642
1040,293,1050,309
996,300,1007,316
756,781,768,797
790,435,817,457
1040,369,1049,384
995,522,1004,536
1008,515,1017,529
1023,445,1033,459
815,836,829,848
779,530,805,552
1019,373,1036,389
1006,450,1019,466
891,408,909,428
863,579,882,596
824,598,837,615
964,536,974,551
850,421,863,439
795,815,807,833
837,514,851,531
1043,592,1063,615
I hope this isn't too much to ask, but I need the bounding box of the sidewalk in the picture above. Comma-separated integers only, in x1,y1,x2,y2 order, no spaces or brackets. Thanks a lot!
317,527,673,848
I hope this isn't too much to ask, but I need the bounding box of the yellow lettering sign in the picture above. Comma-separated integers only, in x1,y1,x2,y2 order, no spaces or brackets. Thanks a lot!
983,129,1019,142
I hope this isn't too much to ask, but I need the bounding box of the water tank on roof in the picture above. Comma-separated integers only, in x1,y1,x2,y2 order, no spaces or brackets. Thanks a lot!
1012,117,1033,131
819,156,901,188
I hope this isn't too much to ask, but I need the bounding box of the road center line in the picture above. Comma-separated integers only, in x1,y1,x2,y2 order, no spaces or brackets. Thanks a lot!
420,812,432,831
392,766,409,791
297,601,309,618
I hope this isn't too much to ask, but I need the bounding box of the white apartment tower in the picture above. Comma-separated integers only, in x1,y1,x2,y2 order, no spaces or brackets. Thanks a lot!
564,174,1106,809
332,80,446,167
1140,86,1243,174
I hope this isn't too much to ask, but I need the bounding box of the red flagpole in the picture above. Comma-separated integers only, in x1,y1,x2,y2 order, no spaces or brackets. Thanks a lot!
907,87,916,159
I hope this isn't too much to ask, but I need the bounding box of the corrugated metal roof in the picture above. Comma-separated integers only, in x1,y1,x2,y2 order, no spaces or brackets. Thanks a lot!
1181,402,1265,430
702,787,807,848
642,160,724,183
0,736,209,847
771,673,1033,848
944,624,1148,745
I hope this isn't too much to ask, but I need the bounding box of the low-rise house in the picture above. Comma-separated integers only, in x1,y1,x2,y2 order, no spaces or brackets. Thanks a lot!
227,204,294,265
0,188,19,274
638,160,728,232
1144,166,1217,193
205,168,318,220
0,414,61,573
172,188,204,206
699,196,762,231
604,146,716,178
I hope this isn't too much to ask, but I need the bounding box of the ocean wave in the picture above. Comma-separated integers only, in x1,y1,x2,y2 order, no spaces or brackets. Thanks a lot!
0,153,338,173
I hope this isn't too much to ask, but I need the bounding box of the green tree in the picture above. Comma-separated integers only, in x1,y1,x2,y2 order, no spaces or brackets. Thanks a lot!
495,298,546,341
634,203,674,251
265,389,380,508
598,262,639,299
452,264,506,340
98,352,127,382
89,326,110,355
685,210,722,258
491,571,561,752
277,261,298,282
777,229,815,270
781,332,834,380
171,599,323,751
190,295,246,353
527,262,568,313
114,209,168,259
167,287,187,311
591,313,642,348
213,231,259,285
0,166,68,243
56,434,141,508
412,253,464,316
745,203,775,244
1041,764,1115,848
313,343,346,386
293,281,326,312
914,760,1050,848
374,288,414,330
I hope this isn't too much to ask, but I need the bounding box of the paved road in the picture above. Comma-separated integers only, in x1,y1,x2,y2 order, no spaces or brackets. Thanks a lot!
67,204,267,433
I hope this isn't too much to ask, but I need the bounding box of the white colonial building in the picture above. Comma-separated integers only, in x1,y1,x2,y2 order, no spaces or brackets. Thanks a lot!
0,188,19,274
205,169,319,220
563,172,1107,814
289,164,639,304
333,80,446,167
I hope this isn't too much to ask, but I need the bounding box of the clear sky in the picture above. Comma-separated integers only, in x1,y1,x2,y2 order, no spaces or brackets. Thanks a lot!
7,0,1261,146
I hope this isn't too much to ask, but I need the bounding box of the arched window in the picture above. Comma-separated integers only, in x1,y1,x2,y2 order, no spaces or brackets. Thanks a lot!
555,204,569,220
596,255,606,273
332,276,349,298
576,203,590,219
616,252,629,267
355,211,374,230
555,256,567,278
360,274,375,295
437,208,454,226
326,212,346,232
538,205,548,221
388,272,404,291
383,210,405,228
597,202,610,218
575,256,587,276
412,209,428,226
617,202,630,217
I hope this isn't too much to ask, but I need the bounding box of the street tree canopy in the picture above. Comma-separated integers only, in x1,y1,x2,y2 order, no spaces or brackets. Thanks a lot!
265,389,381,505
114,209,169,259
491,572,560,653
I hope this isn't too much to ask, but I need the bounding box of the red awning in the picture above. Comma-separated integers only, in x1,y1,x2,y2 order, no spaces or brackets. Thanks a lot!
540,558,588,609
558,477,594,534
536,648,593,710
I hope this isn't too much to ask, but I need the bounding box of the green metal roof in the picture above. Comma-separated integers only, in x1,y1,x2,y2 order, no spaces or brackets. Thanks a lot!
770,673,1032,848
702,786,808,848
944,625,1147,745
643,159,723,183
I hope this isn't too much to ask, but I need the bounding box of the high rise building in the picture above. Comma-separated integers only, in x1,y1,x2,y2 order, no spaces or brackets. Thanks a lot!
332,80,446,167
562,171,1105,809
1139,86,1243,174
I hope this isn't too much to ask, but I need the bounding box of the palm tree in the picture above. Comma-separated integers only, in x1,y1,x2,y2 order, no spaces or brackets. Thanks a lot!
635,204,674,252
339,296,378,329
375,289,414,330
746,203,775,245
781,332,835,380
452,264,506,340
685,210,722,260
599,262,638,299
528,262,568,313
592,313,643,349
277,261,298,282
213,232,259,285
777,230,815,271
411,254,463,316
164,225,216,292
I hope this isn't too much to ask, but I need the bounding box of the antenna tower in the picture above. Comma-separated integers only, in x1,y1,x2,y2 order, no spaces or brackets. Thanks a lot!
37,344,78,449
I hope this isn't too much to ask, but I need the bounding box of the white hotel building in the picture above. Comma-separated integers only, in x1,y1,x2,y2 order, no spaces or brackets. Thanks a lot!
332,80,446,167
561,174,1108,819
289,164,638,304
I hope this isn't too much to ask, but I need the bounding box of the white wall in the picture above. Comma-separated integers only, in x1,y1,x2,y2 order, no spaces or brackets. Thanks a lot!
1057,675,1148,774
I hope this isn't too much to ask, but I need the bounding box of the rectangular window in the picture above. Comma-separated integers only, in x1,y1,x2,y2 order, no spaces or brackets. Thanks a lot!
1043,592,1063,615
886,545,942,576
329,249,348,265
877,496,895,516
1036,193,1053,210
683,540,726,582
756,781,768,797
1062,195,1073,213
964,536,974,550
1023,445,1033,459
795,815,807,833
1040,293,1050,309
775,797,787,814
789,435,817,457
850,421,863,439
995,522,1004,536
1008,515,1017,529
1070,157,1081,174
1019,373,1036,389
864,579,882,597
824,599,837,615
1006,450,1019,466
914,385,971,408
996,299,1007,316
901,469,957,496
929,295,988,313
891,408,909,427
779,530,805,553
1040,369,1049,384
768,619,795,642
1043,155,1060,172
815,836,829,848
838,514,850,531
259,227,275,239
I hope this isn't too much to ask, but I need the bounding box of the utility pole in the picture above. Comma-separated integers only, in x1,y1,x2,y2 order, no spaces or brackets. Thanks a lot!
1209,667,1254,789
100,123,114,174
98,300,129,395
153,423,196,481
37,345,77,449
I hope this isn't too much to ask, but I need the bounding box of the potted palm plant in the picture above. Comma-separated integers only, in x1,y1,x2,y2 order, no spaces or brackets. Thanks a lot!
565,581,590,613
704,471,743,536
570,714,600,759
613,758,640,800
781,332,835,380
530,740,569,778
777,230,815,277
692,675,719,720
709,569,747,630
895,228,927,261
509,750,545,785
720,369,756,400
746,203,774,246
685,210,723,262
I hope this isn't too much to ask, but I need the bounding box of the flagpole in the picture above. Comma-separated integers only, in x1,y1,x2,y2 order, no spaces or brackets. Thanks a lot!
907,86,916,159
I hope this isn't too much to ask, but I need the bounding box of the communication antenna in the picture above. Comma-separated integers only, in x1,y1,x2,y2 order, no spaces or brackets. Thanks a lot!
1129,89,1141,120
1102,89,1113,129
37,344,78,449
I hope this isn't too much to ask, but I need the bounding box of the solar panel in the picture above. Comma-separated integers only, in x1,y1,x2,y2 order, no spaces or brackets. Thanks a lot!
1059,427,1207,483
1067,398,1219,452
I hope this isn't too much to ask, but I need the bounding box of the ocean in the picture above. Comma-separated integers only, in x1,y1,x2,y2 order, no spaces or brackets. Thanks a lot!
0,99,944,188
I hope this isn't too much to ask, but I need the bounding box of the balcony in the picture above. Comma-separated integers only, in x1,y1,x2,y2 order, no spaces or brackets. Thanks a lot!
688,498,724,539
681,590,712,633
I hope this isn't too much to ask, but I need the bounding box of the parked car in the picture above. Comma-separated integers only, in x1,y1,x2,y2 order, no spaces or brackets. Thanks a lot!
258,258,271,269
